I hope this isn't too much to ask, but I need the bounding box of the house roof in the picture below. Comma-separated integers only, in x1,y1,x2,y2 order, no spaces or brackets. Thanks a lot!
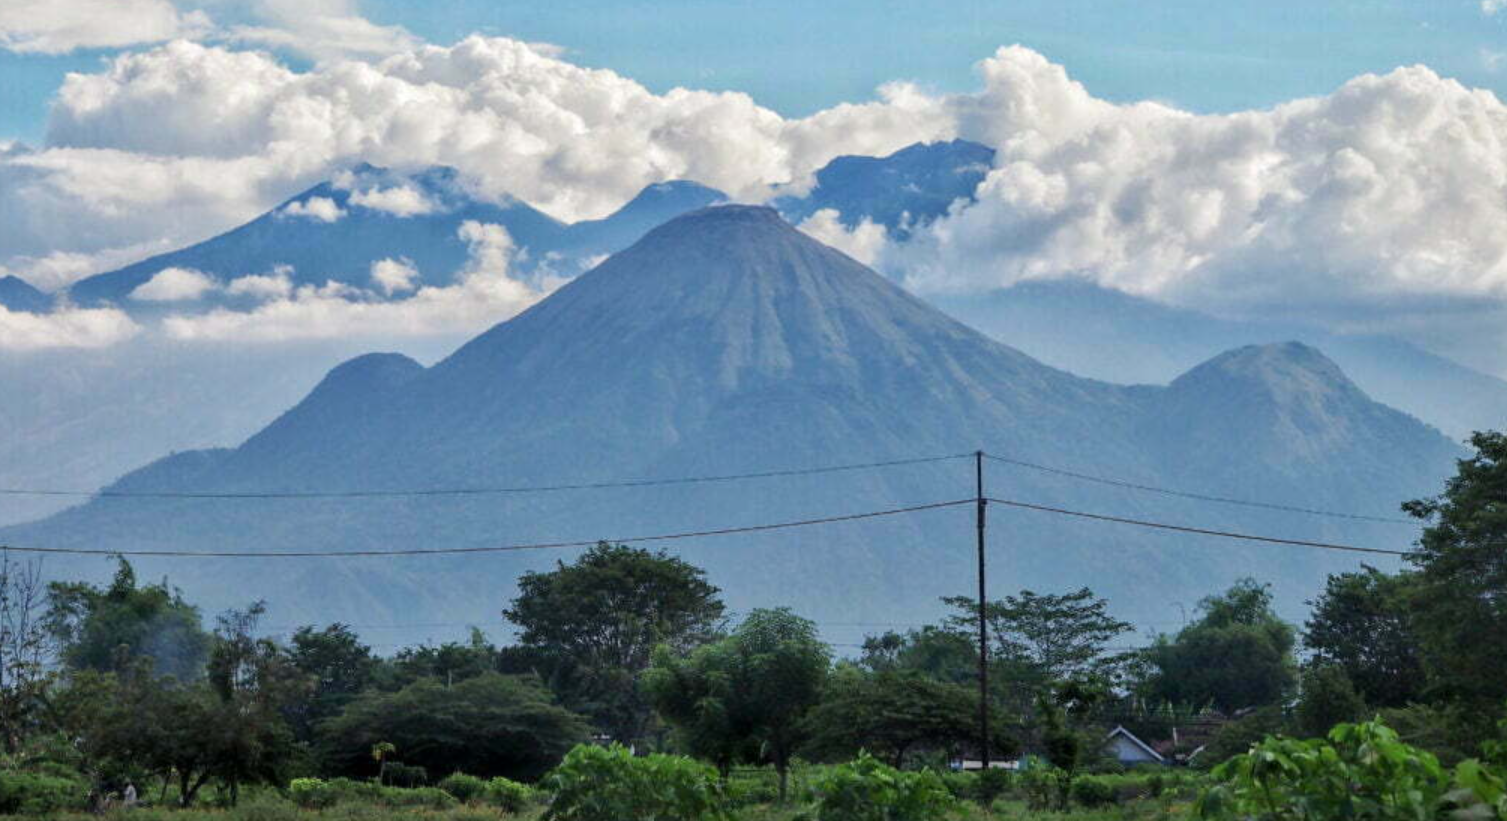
1106,725,1165,762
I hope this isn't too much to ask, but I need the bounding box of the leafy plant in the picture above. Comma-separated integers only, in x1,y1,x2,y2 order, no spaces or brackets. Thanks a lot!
808,751,954,821
1196,718,1507,821
483,776,535,813
438,772,487,803
1069,775,1117,808
543,743,728,821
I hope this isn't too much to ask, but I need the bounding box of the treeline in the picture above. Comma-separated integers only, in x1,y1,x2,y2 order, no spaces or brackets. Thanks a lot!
0,431,1505,811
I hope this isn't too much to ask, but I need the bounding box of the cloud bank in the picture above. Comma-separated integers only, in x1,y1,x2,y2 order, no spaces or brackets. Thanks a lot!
3,32,1507,366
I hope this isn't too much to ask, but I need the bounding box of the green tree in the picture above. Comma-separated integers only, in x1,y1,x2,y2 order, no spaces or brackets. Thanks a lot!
1141,579,1296,713
1303,567,1424,708
802,666,1011,767
645,608,827,801
943,587,1133,693
286,623,376,741
203,603,304,805
1295,663,1365,739
642,641,747,776
1403,430,1507,708
0,552,50,755
44,558,210,681
858,626,976,686
721,608,828,802
317,672,588,780
383,627,500,689
504,542,726,744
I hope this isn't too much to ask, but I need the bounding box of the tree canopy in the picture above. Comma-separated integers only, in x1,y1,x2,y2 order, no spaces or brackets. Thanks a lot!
317,672,589,781
1140,578,1296,713
1403,430,1507,707
504,541,726,743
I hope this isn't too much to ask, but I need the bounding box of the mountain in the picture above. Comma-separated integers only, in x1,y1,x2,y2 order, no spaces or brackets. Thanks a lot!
65,140,991,310
5,207,1459,645
0,275,50,312
65,167,727,308
931,280,1507,440
773,139,994,236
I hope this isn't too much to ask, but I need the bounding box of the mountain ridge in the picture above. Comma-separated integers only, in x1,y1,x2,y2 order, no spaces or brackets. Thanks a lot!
5,207,1459,644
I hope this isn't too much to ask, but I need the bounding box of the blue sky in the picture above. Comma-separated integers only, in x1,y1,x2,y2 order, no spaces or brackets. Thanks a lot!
3,0,1505,143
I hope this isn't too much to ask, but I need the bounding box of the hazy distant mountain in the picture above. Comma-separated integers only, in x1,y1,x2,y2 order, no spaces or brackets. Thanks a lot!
7,207,1458,644
65,167,725,308
931,280,1507,440
0,275,49,312
773,139,994,236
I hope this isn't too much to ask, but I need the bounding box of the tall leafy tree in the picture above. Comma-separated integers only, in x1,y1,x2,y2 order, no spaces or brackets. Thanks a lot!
1402,430,1507,708
801,666,1012,767
0,552,49,754
317,672,589,780
204,603,305,805
1303,567,1424,708
1140,578,1296,713
859,626,976,686
503,542,726,743
1294,662,1365,739
645,608,827,801
44,558,211,681
286,622,377,740
942,587,1133,694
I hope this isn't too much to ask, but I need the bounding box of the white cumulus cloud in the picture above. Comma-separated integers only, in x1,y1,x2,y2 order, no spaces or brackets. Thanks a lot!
161,222,547,341
349,185,434,216
280,196,345,222
0,0,210,55
370,257,418,294
796,209,890,267
130,267,218,301
0,305,140,349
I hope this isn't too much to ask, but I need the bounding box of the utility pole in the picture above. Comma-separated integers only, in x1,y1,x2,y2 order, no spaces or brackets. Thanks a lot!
975,450,990,769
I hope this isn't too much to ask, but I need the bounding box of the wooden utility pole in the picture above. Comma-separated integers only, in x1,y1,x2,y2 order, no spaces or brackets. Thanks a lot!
975,450,990,768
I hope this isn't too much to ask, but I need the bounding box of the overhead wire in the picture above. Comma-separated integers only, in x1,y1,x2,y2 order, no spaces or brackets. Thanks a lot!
0,453,973,500
0,498,973,558
981,452,1416,525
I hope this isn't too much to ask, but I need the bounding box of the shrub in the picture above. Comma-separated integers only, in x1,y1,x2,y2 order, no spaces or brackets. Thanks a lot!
1197,718,1507,821
483,776,534,813
439,772,488,803
809,752,954,821
1019,766,1067,812
288,778,335,809
1069,775,1117,808
544,743,727,821
0,770,88,815
974,768,1011,806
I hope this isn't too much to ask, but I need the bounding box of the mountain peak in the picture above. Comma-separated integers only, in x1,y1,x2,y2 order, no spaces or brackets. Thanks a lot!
1175,341,1358,397
0,275,51,313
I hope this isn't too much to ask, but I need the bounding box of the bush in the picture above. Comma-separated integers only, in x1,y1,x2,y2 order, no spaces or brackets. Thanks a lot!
544,743,727,821
1069,775,1117,808
287,778,335,809
439,772,488,803
809,752,954,821
974,768,1011,806
483,777,534,813
1197,718,1507,821
1019,766,1067,812
0,770,88,815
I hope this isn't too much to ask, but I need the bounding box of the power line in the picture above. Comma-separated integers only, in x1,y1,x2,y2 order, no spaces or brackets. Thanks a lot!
0,498,973,559
0,453,971,500
982,452,1415,525
986,497,1409,557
